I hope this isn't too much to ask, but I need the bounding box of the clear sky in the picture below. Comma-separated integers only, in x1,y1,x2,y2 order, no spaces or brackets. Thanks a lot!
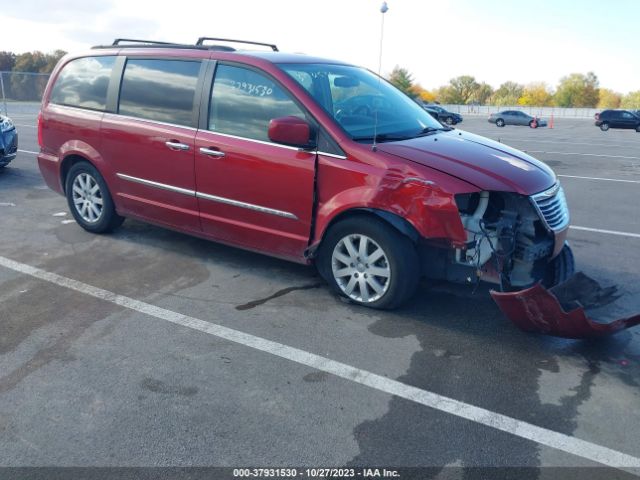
1,0,638,93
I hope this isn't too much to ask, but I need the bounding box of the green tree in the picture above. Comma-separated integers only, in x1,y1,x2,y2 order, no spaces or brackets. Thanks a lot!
388,66,415,97
493,81,524,106
554,72,599,107
597,88,622,109
470,82,494,105
13,51,49,73
0,51,16,71
621,91,640,109
446,75,479,104
434,85,454,104
43,50,67,73
518,82,553,106
10,51,58,101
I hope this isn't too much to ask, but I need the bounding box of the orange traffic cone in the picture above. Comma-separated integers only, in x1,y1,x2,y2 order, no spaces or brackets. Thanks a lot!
549,114,554,129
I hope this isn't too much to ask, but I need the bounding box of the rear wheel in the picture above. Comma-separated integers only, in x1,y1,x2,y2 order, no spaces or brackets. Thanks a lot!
600,122,610,131
65,161,124,233
496,118,505,127
636,125,640,133
543,243,575,288
317,216,420,309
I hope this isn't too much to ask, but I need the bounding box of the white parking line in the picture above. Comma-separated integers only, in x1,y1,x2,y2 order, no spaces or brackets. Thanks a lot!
18,149,39,155
0,254,639,473
527,150,640,160
559,175,640,184
571,226,640,239
14,124,36,128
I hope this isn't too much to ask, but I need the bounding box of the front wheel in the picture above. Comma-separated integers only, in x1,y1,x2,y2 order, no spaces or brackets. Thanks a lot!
65,161,124,233
445,116,454,125
317,216,420,309
496,118,505,127
600,122,610,131
529,120,538,128
636,125,640,133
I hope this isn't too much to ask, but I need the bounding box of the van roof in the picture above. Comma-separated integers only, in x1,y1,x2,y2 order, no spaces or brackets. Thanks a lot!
91,38,350,66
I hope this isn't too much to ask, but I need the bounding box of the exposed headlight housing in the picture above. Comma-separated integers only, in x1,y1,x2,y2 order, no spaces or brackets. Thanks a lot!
0,116,15,133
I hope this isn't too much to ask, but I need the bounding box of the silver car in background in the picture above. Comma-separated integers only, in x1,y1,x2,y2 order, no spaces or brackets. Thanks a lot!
488,110,547,128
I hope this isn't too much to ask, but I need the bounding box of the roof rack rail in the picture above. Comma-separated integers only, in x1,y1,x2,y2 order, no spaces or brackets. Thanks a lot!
112,38,178,46
196,37,278,51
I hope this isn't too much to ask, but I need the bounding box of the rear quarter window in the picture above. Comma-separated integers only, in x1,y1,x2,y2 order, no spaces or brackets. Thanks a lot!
118,59,201,126
50,56,116,111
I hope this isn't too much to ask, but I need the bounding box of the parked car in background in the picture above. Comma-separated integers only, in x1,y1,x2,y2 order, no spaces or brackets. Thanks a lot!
489,110,547,128
422,104,463,125
0,114,18,168
422,105,440,122
37,37,572,309
594,109,640,132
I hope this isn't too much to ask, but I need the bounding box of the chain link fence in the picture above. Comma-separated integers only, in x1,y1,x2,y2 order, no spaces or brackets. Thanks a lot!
0,71,50,116
440,104,599,119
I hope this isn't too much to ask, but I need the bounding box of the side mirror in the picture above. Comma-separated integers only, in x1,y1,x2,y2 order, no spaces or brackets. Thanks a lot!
268,116,313,148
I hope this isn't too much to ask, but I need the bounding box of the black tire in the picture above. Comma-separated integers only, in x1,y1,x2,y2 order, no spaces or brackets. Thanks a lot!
600,122,609,131
317,216,420,309
636,125,640,133
65,161,124,233
445,116,454,125
529,120,538,129
542,242,575,288
496,118,505,127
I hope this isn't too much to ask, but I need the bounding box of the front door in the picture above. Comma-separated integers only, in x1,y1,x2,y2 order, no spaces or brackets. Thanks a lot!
194,63,316,260
101,58,204,232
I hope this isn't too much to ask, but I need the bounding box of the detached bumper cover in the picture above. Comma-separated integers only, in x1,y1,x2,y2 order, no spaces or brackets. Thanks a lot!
491,272,640,338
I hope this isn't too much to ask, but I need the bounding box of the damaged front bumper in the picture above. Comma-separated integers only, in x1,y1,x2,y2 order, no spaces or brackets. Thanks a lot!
491,272,640,338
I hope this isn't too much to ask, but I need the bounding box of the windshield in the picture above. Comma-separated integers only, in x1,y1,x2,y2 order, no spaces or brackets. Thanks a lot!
279,63,444,142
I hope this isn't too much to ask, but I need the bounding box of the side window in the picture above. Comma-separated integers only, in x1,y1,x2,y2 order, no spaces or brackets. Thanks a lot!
118,59,201,126
209,64,306,142
50,56,115,111
622,112,633,119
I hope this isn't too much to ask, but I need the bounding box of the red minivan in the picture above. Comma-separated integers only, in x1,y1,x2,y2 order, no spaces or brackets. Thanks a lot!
37,38,572,309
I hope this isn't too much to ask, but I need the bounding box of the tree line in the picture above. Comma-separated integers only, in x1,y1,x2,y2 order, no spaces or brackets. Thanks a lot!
388,67,640,109
0,50,67,101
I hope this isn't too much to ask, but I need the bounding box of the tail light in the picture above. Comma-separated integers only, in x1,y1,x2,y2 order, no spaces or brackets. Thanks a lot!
37,112,43,148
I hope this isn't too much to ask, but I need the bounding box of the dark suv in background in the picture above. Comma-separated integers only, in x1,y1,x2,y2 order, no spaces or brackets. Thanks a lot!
595,109,640,132
422,104,463,125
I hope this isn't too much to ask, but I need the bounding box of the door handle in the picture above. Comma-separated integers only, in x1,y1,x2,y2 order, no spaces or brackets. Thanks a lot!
165,140,190,151
199,147,226,158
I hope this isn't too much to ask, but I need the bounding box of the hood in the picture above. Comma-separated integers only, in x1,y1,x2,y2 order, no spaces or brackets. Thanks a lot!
376,130,556,195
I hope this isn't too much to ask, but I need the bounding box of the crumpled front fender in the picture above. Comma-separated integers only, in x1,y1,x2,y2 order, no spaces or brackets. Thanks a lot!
491,272,640,338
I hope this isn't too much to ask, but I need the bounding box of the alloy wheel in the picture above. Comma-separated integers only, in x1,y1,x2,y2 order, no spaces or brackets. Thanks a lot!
71,172,104,223
331,234,391,303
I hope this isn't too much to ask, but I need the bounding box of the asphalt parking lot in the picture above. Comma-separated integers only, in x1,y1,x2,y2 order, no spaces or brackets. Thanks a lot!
1,106,639,478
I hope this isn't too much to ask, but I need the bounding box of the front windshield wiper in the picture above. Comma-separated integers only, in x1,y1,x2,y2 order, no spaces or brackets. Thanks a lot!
352,133,414,142
415,126,452,137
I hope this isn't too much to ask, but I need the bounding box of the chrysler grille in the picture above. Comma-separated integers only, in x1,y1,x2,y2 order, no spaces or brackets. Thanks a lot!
531,184,570,232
